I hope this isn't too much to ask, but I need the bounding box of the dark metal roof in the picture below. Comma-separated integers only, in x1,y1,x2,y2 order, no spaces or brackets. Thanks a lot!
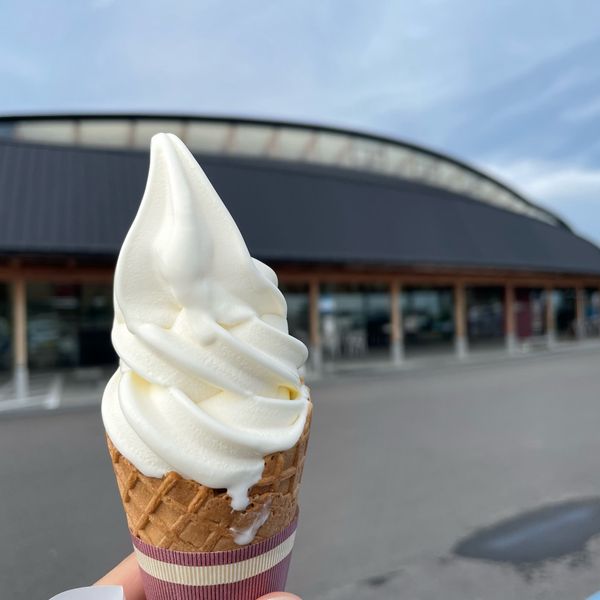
0,113,568,229
0,137,599,275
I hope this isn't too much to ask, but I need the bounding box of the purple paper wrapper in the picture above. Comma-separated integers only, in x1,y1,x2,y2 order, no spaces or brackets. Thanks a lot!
131,516,298,600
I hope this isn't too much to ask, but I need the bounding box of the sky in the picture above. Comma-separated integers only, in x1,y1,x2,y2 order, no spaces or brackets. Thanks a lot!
2,1,600,242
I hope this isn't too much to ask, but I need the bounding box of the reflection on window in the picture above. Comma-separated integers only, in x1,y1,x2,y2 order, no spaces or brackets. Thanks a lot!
585,288,600,336
553,288,576,339
402,287,454,353
467,287,504,344
280,284,310,349
515,288,546,339
27,283,115,370
319,284,389,361
0,284,10,371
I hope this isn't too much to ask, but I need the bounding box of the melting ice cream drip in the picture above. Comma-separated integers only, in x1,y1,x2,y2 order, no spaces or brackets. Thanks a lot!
230,499,273,545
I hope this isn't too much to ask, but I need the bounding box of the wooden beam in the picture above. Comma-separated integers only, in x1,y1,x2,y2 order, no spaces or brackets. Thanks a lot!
545,286,556,346
12,278,27,369
276,265,600,289
390,281,404,364
262,127,280,157
11,277,28,397
308,279,322,371
575,286,586,339
222,124,237,153
127,119,136,147
300,131,319,160
0,262,599,291
0,266,113,283
454,282,468,358
179,119,190,145
504,284,517,353
598,288,600,338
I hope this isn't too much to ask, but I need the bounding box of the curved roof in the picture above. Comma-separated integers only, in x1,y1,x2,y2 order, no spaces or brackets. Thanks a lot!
0,137,599,276
0,113,565,228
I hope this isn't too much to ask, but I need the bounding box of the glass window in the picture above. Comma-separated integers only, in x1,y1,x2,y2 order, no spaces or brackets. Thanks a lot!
0,284,10,372
79,120,131,148
402,287,454,356
345,139,380,170
319,283,390,362
270,128,314,160
186,122,231,154
232,125,273,156
14,120,77,144
586,288,600,336
553,288,576,339
27,283,115,370
311,132,350,165
515,288,546,339
467,286,504,345
132,120,185,149
385,146,414,178
0,122,15,140
279,283,310,349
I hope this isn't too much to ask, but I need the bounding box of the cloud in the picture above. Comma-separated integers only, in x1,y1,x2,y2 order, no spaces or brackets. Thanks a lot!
3,0,600,128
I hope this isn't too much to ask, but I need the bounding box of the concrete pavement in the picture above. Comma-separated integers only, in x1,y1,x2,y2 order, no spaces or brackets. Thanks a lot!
3,348,600,599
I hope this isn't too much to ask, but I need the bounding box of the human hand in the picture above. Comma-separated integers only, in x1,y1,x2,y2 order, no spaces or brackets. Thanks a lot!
94,554,144,600
94,552,301,599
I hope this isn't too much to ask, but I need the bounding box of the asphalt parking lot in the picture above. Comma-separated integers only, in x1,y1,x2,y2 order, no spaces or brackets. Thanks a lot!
3,346,600,599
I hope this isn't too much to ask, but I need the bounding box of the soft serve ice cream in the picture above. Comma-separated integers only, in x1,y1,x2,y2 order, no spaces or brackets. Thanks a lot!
102,133,310,511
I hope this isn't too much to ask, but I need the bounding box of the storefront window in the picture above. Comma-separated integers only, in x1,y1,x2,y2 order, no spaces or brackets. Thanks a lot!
585,288,600,336
402,287,454,355
515,288,546,339
279,284,310,348
0,284,10,371
320,283,390,361
467,286,504,345
27,283,115,370
553,288,576,339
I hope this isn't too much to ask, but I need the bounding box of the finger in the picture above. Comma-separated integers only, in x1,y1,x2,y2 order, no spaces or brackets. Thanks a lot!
256,594,302,600
94,552,145,600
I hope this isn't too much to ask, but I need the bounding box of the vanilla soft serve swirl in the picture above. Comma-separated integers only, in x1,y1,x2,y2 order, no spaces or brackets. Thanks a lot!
101,133,309,510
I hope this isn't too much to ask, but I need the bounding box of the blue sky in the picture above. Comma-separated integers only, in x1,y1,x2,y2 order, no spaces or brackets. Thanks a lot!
2,1,600,242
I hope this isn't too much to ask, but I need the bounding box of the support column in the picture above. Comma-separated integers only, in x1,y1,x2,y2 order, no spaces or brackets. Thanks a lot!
390,281,404,365
11,278,28,399
597,288,600,337
308,279,322,372
504,284,517,353
545,286,556,347
454,282,468,359
575,286,586,340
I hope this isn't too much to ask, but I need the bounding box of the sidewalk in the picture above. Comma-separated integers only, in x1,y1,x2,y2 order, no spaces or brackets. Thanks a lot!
312,337,600,380
1,339,600,417
0,366,112,417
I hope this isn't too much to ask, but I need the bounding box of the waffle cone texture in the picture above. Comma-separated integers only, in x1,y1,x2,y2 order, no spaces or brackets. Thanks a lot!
107,401,312,552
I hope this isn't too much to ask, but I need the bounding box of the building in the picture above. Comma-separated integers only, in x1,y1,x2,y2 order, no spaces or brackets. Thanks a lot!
0,114,599,391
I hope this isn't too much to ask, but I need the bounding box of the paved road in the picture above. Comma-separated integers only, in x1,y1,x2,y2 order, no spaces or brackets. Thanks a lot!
3,347,600,599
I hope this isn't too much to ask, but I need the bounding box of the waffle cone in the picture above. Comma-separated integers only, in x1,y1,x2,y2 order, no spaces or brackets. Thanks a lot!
107,401,312,552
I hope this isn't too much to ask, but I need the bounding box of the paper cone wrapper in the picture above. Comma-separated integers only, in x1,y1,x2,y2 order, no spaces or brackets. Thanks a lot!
107,401,311,599
131,515,297,599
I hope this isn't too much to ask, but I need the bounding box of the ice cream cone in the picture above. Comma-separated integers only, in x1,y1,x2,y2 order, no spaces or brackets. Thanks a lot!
101,133,313,598
107,401,312,552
